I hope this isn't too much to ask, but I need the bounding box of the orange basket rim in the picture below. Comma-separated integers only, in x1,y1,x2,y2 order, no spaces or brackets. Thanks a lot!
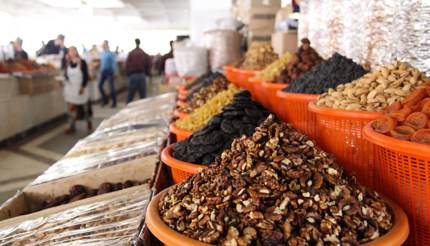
308,101,382,119
248,77,264,83
234,68,258,75
146,187,409,246
177,93,187,101
276,90,320,101
176,100,189,108
176,85,185,91
169,122,193,136
223,65,236,70
262,81,287,89
173,109,189,119
363,123,430,157
160,144,205,172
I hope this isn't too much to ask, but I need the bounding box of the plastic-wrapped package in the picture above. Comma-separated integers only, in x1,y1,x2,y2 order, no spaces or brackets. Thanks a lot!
97,103,173,132
164,58,177,77
65,126,167,158
174,45,208,77
126,92,176,109
30,141,160,186
204,29,242,71
0,187,151,246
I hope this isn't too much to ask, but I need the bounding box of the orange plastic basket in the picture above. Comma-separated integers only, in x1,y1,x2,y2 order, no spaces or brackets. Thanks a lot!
146,187,409,246
308,102,381,189
176,85,187,94
177,93,187,101
262,81,288,112
176,100,189,108
223,66,238,86
173,109,189,119
249,78,270,108
276,90,319,140
169,122,193,141
364,124,430,246
160,145,205,184
235,68,257,90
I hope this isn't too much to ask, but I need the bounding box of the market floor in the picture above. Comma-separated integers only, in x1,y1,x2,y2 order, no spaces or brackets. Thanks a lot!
0,76,173,204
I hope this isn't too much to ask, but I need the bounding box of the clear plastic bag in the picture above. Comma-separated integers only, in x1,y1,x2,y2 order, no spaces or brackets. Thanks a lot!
204,29,242,71
0,187,151,246
31,141,160,186
174,46,208,77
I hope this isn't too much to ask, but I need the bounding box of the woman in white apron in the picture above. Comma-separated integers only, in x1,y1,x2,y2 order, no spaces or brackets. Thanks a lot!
64,46,92,134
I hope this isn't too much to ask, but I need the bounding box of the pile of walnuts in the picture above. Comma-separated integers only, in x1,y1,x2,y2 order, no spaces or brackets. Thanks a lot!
159,115,393,245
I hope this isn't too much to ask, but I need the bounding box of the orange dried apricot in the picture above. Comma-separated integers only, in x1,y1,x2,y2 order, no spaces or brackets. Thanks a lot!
404,112,428,130
389,106,412,122
371,116,397,134
390,125,416,141
421,100,430,115
411,129,430,145
402,88,428,108
385,101,402,114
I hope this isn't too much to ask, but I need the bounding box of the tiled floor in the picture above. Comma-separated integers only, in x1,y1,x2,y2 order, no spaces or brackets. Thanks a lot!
0,76,170,204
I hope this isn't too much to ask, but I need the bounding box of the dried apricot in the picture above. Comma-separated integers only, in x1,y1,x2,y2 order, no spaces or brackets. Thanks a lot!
389,106,412,122
411,129,430,145
390,125,416,141
402,88,428,107
371,116,397,134
404,112,428,130
385,101,402,114
421,100,430,115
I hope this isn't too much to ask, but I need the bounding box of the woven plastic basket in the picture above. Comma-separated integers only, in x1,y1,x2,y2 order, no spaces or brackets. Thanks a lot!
364,124,430,246
169,122,193,141
223,66,238,86
249,78,270,108
160,144,205,184
276,90,319,140
146,187,409,246
262,81,287,112
308,102,381,189
173,109,188,119
235,68,257,91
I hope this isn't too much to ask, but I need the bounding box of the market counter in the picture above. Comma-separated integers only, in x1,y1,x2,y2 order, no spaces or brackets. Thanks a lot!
0,75,66,142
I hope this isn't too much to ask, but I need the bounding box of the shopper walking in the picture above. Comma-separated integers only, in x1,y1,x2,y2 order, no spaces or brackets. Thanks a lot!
63,46,92,134
13,37,28,60
125,38,150,103
98,40,117,108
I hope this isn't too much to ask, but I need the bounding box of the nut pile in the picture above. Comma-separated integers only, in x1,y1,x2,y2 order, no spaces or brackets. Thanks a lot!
183,72,221,101
160,115,393,245
274,38,323,84
253,52,294,81
282,53,368,94
40,180,149,211
173,90,269,164
371,82,430,144
317,61,428,111
179,75,230,113
175,84,239,132
240,42,278,70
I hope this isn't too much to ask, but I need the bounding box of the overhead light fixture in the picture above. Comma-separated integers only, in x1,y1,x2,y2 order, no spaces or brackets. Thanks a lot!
40,0,124,8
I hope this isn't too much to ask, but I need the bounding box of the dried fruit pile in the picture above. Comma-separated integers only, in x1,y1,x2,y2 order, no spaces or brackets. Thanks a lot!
240,42,278,70
175,84,239,132
183,72,221,101
273,38,322,84
160,115,393,245
179,75,230,113
370,82,430,144
282,53,368,94
40,179,149,211
253,52,293,81
317,61,427,111
173,91,269,164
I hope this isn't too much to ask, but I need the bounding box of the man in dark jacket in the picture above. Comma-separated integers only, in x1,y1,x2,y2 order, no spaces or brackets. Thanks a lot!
125,38,151,103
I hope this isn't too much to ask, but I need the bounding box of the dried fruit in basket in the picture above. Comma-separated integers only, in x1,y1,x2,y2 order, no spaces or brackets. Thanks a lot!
179,75,229,113
175,84,239,132
389,106,412,122
253,52,293,81
411,129,430,144
239,42,278,70
404,112,428,130
316,61,427,112
421,99,430,115
390,126,416,141
160,115,393,245
371,116,397,134
173,90,269,164
283,53,368,94
402,87,428,108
